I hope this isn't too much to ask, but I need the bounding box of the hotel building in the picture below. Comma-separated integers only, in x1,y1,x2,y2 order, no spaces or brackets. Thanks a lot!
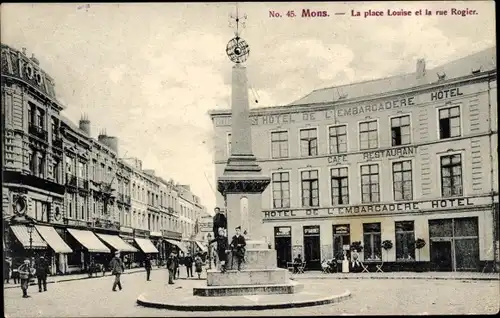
209,47,498,272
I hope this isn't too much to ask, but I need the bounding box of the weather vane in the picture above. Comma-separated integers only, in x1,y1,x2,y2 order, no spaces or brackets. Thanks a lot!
226,3,250,64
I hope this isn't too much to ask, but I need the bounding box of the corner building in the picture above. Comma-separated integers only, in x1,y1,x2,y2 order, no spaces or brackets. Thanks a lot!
209,47,498,272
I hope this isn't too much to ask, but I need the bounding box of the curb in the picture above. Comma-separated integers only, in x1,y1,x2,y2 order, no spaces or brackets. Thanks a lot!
4,268,161,289
291,275,499,281
136,290,351,311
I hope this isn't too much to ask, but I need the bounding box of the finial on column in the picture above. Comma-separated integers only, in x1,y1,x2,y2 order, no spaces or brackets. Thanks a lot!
226,3,250,64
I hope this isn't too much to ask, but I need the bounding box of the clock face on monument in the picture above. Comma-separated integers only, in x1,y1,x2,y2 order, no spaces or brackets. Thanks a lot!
226,36,250,64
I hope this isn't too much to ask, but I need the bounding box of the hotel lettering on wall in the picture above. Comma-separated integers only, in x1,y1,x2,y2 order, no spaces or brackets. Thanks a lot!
214,87,465,127
263,197,483,220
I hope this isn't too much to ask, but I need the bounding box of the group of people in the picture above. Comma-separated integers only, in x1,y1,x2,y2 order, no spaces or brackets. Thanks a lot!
4,256,50,298
165,251,204,284
210,207,247,273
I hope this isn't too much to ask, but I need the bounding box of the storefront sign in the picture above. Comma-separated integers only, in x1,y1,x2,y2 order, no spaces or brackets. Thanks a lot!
161,230,182,240
150,231,162,237
134,229,150,237
120,226,133,234
214,86,467,127
327,154,348,164
334,225,350,235
363,146,417,160
199,216,214,232
274,226,291,237
263,196,487,220
303,226,320,235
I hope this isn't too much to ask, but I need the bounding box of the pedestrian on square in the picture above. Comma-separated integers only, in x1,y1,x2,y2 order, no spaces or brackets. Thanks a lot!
184,252,194,278
194,253,203,279
18,258,33,298
209,228,229,273
109,251,125,291
230,226,246,271
4,257,11,284
144,255,152,281
166,253,175,285
173,252,180,279
177,251,185,278
212,207,227,239
35,256,50,292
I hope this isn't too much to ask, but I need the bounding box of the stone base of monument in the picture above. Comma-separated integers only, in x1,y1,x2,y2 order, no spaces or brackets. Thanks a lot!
193,278,303,297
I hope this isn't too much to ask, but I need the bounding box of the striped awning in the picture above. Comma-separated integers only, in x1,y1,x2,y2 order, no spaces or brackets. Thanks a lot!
165,239,188,254
195,241,207,253
10,225,47,249
134,238,159,254
96,233,138,253
35,225,72,254
67,229,110,253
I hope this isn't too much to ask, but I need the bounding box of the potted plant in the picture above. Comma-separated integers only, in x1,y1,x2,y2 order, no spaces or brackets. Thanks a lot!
350,241,363,253
381,240,393,262
415,238,426,272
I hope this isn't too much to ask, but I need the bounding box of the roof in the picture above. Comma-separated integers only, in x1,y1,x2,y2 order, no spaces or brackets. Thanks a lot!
289,46,496,106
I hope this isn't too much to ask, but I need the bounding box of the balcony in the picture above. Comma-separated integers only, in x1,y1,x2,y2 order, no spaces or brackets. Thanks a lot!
52,137,63,149
28,123,48,141
3,170,65,195
77,177,89,190
65,174,77,188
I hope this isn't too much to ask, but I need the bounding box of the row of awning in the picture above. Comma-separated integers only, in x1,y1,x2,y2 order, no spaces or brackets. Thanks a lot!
9,225,158,254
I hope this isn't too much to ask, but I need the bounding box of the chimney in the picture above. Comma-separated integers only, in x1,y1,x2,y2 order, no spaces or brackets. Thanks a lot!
144,169,156,176
79,114,91,135
30,53,40,65
416,59,426,79
105,136,119,154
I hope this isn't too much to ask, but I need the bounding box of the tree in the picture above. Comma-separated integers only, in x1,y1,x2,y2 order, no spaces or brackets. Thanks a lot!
415,238,426,262
381,240,393,262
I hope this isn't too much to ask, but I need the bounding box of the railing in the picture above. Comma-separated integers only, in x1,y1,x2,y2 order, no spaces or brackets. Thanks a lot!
65,174,77,187
29,123,48,141
52,137,63,148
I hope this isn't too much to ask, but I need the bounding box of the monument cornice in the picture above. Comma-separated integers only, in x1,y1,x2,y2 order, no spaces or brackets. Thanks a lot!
217,178,270,195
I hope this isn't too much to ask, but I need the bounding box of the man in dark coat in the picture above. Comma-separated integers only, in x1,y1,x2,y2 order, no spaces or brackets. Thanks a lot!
109,251,125,291
173,252,180,279
212,207,227,239
144,255,152,281
35,256,50,292
209,228,229,273
166,253,175,284
184,252,194,278
230,226,247,271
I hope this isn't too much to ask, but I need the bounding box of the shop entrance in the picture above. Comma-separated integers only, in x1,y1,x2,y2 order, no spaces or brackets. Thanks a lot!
303,225,321,270
429,217,480,271
274,226,292,269
430,240,453,271
333,224,351,261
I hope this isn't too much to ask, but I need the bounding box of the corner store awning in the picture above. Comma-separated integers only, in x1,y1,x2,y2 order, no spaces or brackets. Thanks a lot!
35,225,72,253
10,225,47,249
96,233,138,253
67,229,110,253
195,241,207,253
134,238,159,253
165,239,188,254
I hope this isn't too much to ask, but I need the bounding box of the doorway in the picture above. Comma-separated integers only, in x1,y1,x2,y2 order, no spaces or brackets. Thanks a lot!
430,240,453,271
303,226,321,270
333,224,351,261
274,227,292,268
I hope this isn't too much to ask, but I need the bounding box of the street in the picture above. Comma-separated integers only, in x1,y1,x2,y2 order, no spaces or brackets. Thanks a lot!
4,270,499,317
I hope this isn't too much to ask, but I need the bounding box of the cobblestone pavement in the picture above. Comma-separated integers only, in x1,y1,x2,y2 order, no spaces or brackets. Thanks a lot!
4,270,499,317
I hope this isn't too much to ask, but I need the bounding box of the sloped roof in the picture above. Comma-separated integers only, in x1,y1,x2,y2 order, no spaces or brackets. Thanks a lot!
289,46,496,106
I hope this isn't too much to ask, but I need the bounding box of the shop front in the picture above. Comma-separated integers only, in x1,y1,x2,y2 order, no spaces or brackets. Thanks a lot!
35,224,73,275
119,226,137,267
274,226,292,268
149,231,163,264
303,225,321,270
66,228,111,273
162,230,184,258
133,229,158,266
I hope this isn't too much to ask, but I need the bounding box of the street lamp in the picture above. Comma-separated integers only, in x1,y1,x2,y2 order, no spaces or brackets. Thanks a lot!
207,233,212,269
26,224,34,260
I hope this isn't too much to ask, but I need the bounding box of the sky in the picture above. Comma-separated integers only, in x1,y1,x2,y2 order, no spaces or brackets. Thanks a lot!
1,1,496,213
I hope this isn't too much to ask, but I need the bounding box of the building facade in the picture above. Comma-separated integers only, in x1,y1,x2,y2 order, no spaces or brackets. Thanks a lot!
2,43,208,273
209,47,498,272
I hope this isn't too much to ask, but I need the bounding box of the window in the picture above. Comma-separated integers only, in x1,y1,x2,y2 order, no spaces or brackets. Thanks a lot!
37,153,45,178
395,221,415,261
363,223,381,261
300,128,318,156
271,131,289,158
301,170,319,207
392,160,413,201
272,172,290,208
92,159,97,180
35,108,44,128
100,163,105,182
28,150,35,174
28,104,33,125
51,117,58,140
329,125,347,154
439,106,461,139
330,167,349,205
391,115,411,146
359,120,378,150
53,159,61,183
227,133,232,156
440,154,463,197
77,161,86,179
361,164,380,203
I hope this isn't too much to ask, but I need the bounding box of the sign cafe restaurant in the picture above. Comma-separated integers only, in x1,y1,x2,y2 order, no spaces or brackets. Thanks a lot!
211,49,498,273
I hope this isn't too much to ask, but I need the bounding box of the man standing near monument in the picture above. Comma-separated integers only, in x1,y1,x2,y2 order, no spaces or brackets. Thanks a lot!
212,207,227,239
230,226,246,271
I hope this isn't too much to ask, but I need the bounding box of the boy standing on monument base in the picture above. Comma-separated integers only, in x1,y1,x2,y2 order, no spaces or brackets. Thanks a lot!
230,226,247,271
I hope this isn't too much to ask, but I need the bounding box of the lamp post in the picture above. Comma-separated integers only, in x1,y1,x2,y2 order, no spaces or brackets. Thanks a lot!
26,224,34,260
207,233,212,269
